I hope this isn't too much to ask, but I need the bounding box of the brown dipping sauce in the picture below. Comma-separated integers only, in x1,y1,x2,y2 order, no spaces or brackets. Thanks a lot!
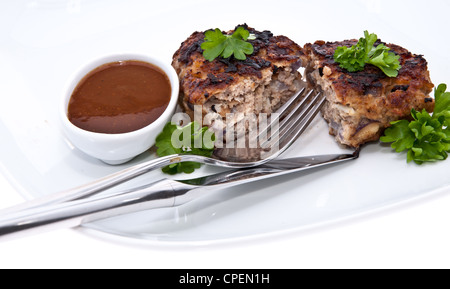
68,60,171,134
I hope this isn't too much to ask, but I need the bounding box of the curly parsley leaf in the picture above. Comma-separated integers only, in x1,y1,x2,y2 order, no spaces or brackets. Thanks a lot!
155,122,215,175
201,26,254,62
333,31,402,77
379,120,416,153
434,83,450,123
380,84,450,164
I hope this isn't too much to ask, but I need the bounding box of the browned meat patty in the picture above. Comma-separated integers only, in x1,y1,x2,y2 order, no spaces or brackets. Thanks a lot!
301,39,435,148
172,24,304,130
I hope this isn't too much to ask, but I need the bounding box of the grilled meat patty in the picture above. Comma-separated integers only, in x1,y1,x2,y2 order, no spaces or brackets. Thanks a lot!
301,39,434,148
172,24,304,131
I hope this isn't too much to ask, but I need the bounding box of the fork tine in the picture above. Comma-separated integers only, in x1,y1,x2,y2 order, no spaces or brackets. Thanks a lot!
213,87,325,162
279,92,325,149
255,87,306,141
275,87,306,115
260,89,324,150
278,89,315,136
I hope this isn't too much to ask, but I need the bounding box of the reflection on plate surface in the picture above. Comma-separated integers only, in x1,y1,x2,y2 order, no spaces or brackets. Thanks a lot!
0,0,450,243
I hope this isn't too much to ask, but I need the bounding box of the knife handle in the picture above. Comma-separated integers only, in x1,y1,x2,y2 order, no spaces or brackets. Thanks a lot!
0,179,190,241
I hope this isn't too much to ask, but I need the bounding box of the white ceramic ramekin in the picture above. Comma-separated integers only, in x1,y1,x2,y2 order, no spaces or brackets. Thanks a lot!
60,53,179,165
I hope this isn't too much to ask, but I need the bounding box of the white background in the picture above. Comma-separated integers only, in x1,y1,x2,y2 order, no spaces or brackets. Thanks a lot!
1,0,450,269
2,174,450,269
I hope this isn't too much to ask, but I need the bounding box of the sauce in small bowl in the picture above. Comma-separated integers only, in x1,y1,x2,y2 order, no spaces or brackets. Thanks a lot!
68,60,171,134
61,53,179,165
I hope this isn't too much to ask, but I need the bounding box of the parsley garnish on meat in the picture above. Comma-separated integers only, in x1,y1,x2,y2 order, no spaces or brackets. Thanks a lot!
333,31,402,77
201,26,256,62
155,122,215,174
380,84,450,164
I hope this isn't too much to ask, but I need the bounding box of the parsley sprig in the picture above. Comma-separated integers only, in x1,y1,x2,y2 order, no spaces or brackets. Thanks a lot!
334,31,402,77
155,122,215,175
380,84,450,164
201,26,255,62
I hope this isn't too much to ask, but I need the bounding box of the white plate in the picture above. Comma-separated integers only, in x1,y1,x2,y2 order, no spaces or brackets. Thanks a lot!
1,0,449,244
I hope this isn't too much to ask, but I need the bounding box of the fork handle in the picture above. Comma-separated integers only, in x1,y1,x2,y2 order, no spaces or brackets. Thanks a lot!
0,179,192,241
0,154,190,217
0,153,358,240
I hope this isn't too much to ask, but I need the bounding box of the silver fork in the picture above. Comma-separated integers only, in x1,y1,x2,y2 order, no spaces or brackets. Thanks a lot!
0,87,327,215
0,151,359,240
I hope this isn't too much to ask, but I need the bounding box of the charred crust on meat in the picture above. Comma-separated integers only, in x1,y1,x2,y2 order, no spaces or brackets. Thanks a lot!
301,38,435,148
172,25,304,114
302,39,434,108
272,65,279,74
207,73,234,85
219,58,238,73
176,32,204,65
391,85,409,92
318,67,324,77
